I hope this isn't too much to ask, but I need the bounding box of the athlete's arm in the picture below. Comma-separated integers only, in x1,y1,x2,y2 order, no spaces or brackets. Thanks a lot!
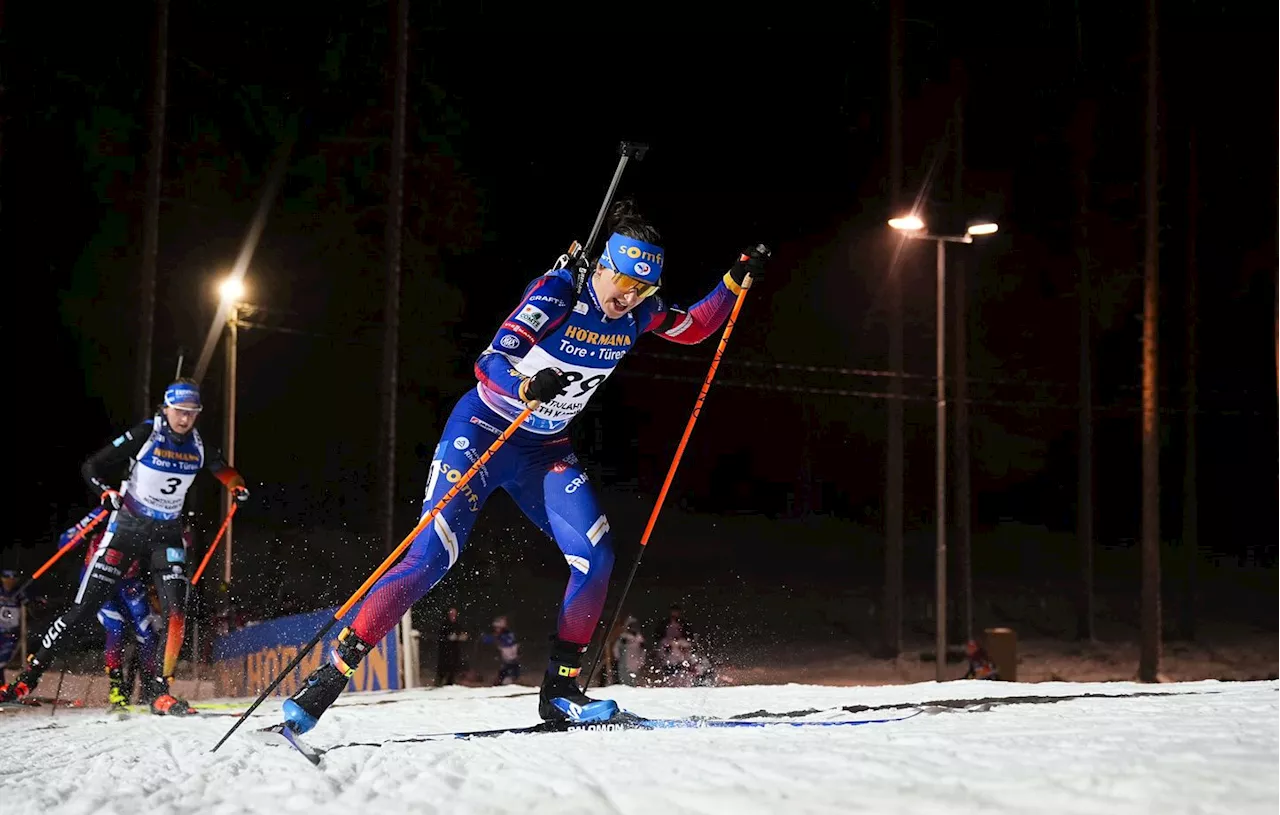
639,271,742,345
474,272,576,400
203,447,246,492
641,247,768,344
81,421,153,496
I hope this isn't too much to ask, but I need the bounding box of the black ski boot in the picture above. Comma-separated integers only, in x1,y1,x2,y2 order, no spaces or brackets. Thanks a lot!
0,655,46,704
538,638,619,723
141,674,192,715
282,627,371,734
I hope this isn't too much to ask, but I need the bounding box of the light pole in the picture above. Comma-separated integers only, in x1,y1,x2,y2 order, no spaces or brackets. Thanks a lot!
217,276,246,589
888,215,997,681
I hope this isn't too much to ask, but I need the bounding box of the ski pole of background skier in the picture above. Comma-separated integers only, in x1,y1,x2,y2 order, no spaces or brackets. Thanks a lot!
18,509,108,597
210,403,538,753
191,503,238,585
584,249,766,691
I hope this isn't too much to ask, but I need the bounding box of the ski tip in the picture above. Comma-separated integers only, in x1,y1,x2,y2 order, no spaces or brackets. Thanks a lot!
255,722,324,766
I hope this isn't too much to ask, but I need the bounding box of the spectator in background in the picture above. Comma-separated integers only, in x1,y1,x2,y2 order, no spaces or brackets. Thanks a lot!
482,616,521,686
653,603,694,678
1,569,43,670
963,639,999,680
435,607,469,686
611,616,646,686
652,603,716,687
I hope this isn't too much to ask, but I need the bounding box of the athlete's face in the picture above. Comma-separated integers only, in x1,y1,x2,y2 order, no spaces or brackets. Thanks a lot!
592,265,648,319
164,403,201,434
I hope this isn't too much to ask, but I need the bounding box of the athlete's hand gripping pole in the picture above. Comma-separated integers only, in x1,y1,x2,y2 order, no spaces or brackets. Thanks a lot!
210,403,538,753
583,248,766,690
190,502,238,586
18,508,108,596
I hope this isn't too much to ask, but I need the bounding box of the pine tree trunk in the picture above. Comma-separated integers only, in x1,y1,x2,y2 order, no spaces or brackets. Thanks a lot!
952,90,972,643
136,0,169,416
1070,0,1096,646
882,0,905,658
1180,126,1199,642
1269,63,1280,506
0,2,6,214
1071,98,1097,643
381,0,409,553
1139,0,1163,683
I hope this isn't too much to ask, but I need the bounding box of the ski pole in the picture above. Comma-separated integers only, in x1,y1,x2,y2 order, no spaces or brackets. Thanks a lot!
20,509,108,595
211,403,537,753
191,502,238,585
583,254,763,691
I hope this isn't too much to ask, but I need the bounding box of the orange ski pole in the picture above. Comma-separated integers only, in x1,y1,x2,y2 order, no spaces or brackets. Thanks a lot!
191,502,238,585
21,509,108,593
211,403,536,752
584,256,761,690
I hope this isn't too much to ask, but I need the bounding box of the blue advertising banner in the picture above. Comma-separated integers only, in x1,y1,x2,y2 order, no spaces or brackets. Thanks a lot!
212,607,400,699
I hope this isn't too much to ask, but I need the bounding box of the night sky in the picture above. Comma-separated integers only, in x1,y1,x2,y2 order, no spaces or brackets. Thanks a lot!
3,3,1276,621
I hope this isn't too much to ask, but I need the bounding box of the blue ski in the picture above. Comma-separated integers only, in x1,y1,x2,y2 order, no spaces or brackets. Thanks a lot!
254,708,923,765
441,708,923,739
252,723,323,766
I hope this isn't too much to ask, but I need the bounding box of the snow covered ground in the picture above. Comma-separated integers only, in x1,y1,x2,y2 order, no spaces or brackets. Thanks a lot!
0,679,1275,814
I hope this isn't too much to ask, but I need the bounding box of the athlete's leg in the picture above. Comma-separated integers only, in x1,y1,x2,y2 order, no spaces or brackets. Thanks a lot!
146,523,189,682
508,447,616,645
97,598,129,672
97,593,132,708
350,422,506,645
0,517,132,700
507,444,618,722
120,579,159,677
284,408,514,733
138,520,192,714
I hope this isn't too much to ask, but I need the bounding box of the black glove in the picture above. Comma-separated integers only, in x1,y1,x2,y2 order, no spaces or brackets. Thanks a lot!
231,485,251,504
519,367,572,404
729,244,771,287
100,489,123,511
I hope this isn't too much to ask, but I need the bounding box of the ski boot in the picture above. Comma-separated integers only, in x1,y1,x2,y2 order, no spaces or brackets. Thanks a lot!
282,627,371,735
0,655,45,704
538,638,618,723
106,667,130,711
141,675,192,715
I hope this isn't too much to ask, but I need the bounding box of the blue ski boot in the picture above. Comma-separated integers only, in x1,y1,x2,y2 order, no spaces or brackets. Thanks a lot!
538,638,619,723
282,627,371,734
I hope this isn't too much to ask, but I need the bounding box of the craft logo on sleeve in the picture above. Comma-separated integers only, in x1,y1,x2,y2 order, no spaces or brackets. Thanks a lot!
515,304,549,331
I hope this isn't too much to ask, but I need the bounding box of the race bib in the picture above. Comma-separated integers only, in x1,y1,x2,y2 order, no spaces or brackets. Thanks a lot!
127,466,197,519
515,345,616,426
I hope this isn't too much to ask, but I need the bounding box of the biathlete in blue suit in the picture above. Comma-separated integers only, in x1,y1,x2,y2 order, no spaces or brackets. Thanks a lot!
283,199,769,735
